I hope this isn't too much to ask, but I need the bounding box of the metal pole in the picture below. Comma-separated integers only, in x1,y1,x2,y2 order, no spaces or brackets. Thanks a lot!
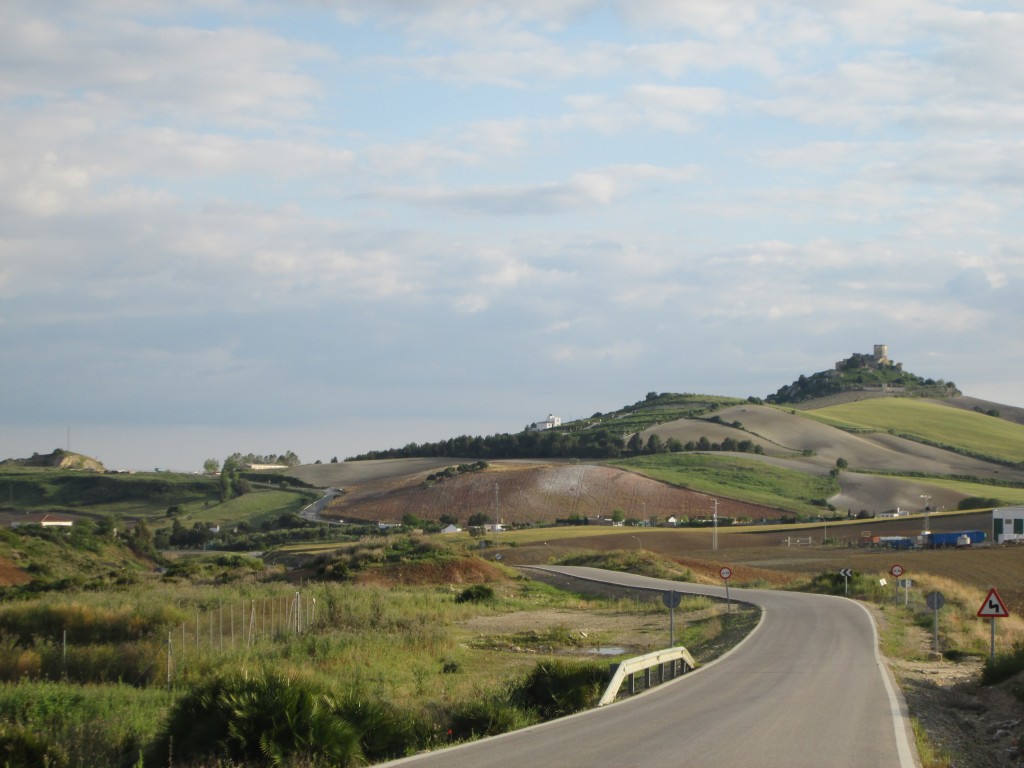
933,606,939,652
712,500,718,551
726,581,731,613
991,619,996,662
670,604,675,647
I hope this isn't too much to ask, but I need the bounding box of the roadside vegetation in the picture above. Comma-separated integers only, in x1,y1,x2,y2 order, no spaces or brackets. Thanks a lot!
0,529,758,767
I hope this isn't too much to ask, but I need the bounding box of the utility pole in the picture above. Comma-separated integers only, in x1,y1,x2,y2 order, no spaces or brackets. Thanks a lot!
712,499,718,551
494,483,500,534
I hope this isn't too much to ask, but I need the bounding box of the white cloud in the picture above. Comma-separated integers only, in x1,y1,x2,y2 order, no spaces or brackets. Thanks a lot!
5,0,1024,470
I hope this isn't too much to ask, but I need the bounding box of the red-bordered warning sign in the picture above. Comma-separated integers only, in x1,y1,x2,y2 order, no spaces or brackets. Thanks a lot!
977,587,1010,618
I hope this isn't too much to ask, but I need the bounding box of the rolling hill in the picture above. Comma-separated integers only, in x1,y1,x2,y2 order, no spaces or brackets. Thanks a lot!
299,388,1024,526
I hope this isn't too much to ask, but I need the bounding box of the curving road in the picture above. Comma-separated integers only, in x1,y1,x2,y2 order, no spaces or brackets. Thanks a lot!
383,566,919,768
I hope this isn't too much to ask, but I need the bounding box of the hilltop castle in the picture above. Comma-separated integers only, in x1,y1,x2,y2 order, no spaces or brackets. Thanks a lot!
835,344,903,373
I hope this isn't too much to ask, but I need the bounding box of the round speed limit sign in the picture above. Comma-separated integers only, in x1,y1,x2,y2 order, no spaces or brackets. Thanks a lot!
720,567,732,580
890,564,904,578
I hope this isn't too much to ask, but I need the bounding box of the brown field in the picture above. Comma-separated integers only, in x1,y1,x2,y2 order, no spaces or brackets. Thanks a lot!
314,461,785,526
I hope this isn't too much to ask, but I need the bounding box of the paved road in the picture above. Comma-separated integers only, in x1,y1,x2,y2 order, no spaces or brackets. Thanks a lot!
383,566,918,768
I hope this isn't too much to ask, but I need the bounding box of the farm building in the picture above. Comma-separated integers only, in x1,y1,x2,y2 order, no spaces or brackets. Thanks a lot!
9,513,74,529
993,507,1024,543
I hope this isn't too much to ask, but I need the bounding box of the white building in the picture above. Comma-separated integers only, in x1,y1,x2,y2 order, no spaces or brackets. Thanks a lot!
993,507,1024,543
530,413,561,430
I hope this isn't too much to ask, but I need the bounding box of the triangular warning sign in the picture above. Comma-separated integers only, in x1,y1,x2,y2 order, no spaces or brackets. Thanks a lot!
977,588,1010,618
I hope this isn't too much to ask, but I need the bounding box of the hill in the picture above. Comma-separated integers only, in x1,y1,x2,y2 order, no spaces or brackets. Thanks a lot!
0,449,105,472
766,345,960,404
317,381,1024,524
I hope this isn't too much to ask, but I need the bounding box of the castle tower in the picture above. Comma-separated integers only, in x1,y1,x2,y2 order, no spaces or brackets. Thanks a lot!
873,344,888,363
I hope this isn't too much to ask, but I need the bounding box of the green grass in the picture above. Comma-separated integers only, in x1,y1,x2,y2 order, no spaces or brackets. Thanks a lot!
611,453,839,517
560,393,747,436
182,489,315,528
800,399,1024,464
0,467,219,516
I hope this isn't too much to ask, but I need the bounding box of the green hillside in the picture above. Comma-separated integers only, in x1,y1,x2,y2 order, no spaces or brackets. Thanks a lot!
800,399,1024,464
610,453,839,517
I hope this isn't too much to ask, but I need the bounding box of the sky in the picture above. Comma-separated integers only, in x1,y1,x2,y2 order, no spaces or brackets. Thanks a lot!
2,1,1024,472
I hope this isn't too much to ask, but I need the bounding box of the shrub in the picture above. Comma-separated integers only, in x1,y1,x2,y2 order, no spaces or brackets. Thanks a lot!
335,692,419,761
447,696,532,740
455,584,494,604
151,671,363,767
982,642,1024,686
513,659,607,719
0,721,68,768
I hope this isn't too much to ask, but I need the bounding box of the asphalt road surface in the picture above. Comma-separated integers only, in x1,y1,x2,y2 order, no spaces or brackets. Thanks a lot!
383,566,918,768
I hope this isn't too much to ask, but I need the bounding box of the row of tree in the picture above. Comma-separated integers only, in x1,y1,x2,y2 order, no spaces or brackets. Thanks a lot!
349,428,764,462
203,451,301,474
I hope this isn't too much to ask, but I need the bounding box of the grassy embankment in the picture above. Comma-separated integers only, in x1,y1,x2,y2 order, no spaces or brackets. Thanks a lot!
610,453,838,518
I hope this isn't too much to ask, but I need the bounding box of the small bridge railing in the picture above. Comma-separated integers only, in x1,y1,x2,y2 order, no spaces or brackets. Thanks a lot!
599,646,697,706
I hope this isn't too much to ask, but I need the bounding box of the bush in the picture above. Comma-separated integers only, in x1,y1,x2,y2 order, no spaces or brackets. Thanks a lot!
335,692,420,761
151,671,363,767
455,584,495,604
447,696,533,740
0,721,68,768
513,659,608,719
982,642,1024,686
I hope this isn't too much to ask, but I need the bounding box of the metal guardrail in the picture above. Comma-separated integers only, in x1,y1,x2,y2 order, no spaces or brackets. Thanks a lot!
599,646,697,706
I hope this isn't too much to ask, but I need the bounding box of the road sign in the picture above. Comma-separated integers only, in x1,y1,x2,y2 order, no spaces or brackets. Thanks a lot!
898,579,913,588
890,564,904,578
662,590,682,609
977,588,1010,618
839,568,853,578
720,567,732,580
925,591,945,611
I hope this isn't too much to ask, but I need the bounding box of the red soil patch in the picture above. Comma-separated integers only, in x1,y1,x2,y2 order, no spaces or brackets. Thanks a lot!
354,556,505,587
0,555,30,586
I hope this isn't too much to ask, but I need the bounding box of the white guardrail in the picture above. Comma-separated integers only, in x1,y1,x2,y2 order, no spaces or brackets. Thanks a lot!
599,646,697,706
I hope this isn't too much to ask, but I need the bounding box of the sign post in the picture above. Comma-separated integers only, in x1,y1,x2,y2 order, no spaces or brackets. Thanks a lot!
977,587,1010,661
663,590,682,647
890,564,904,604
925,591,945,653
720,567,732,613
839,568,853,595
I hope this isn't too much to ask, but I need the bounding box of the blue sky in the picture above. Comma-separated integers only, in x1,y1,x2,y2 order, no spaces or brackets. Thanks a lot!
3,1,1023,471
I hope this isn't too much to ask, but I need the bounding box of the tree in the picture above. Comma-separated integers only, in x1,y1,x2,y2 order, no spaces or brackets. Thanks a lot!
835,457,848,470
439,513,459,526
203,458,220,474
627,433,644,453
645,434,664,454
467,512,490,527
611,508,625,524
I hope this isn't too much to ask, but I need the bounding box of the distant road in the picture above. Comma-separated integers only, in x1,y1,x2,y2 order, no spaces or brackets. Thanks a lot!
383,566,918,768
298,488,343,524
